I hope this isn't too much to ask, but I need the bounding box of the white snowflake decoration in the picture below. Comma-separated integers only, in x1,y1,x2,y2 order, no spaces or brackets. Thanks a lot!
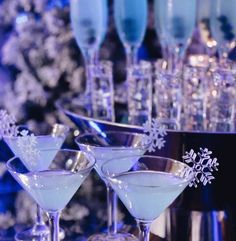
0,109,18,139
17,130,40,169
142,118,167,152
183,148,219,188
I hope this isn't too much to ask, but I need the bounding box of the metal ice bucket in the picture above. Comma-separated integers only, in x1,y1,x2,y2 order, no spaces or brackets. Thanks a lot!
56,98,236,241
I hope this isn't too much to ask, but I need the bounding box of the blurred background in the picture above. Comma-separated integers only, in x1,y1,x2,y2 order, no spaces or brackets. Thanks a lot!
0,0,228,129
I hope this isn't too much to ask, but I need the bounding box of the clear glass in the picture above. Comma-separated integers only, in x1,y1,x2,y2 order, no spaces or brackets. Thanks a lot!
114,0,147,67
153,66,182,130
154,0,197,72
6,150,95,241
102,155,194,241
4,124,69,241
207,68,236,132
89,61,115,122
197,0,217,57
127,61,152,126
182,65,209,131
70,0,108,99
75,131,149,241
210,0,236,66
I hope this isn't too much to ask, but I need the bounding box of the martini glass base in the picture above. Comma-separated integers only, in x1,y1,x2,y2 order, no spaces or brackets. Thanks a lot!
14,225,49,241
14,225,65,241
88,232,138,241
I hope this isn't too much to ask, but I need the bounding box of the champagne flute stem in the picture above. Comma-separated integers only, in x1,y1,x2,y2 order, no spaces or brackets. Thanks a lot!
48,211,61,241
83,49,98,94
136,220,151,241
172,46,184,73
126,46,138,68
36,204,45,225
218,45,229,67
107,184,117,234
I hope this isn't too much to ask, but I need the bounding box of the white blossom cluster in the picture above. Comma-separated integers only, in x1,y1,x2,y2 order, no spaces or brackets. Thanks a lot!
0,0,84,124
0,109,18,139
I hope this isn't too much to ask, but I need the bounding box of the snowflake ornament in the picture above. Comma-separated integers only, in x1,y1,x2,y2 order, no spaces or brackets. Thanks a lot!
0,109,18,139
183,148,219,188
142,118,167,152
17,130,40,170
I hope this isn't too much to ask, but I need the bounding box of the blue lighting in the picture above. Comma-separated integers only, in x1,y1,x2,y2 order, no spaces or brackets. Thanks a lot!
88,121,107,138
47,0,69,9
15,13,29,25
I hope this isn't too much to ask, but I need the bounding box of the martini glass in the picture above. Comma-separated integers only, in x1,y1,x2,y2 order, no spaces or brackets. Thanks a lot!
102,155,194,241
75,131,149,241
4,124,69,241
6,149,95,241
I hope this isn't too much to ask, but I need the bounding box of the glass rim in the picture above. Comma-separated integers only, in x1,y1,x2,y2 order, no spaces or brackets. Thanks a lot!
4,135,63,140
6,149,96,176
3,124,69,139
75,131,149,150
101,155,194,188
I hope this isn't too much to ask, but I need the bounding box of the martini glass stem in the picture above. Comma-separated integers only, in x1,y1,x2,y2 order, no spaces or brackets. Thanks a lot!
36,205,45,225
107,184,117,234
136,220,151,241
48,211,60,241
126,45,139,68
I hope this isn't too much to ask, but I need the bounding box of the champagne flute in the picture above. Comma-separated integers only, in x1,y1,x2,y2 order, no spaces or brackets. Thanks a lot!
210,0,236,66
70,0,108,101
154,0,197,72
114,0,148,67
197,0,217,57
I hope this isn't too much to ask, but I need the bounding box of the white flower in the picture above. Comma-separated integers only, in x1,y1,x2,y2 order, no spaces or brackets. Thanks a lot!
0,109,18,139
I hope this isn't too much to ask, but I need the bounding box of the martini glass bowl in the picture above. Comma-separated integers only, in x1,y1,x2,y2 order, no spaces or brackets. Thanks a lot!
102,155,194,241
6,149,95,241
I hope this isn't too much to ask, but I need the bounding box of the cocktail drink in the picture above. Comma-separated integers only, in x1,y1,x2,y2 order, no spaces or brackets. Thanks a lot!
102,155,194,241
75,131,149,241
7,149,95,241
3,124,69,241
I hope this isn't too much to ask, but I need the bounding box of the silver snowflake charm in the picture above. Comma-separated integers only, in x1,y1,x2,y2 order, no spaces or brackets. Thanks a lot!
142,118,167,152
0,109,18,139
183,148,219,188
17,130,40,169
